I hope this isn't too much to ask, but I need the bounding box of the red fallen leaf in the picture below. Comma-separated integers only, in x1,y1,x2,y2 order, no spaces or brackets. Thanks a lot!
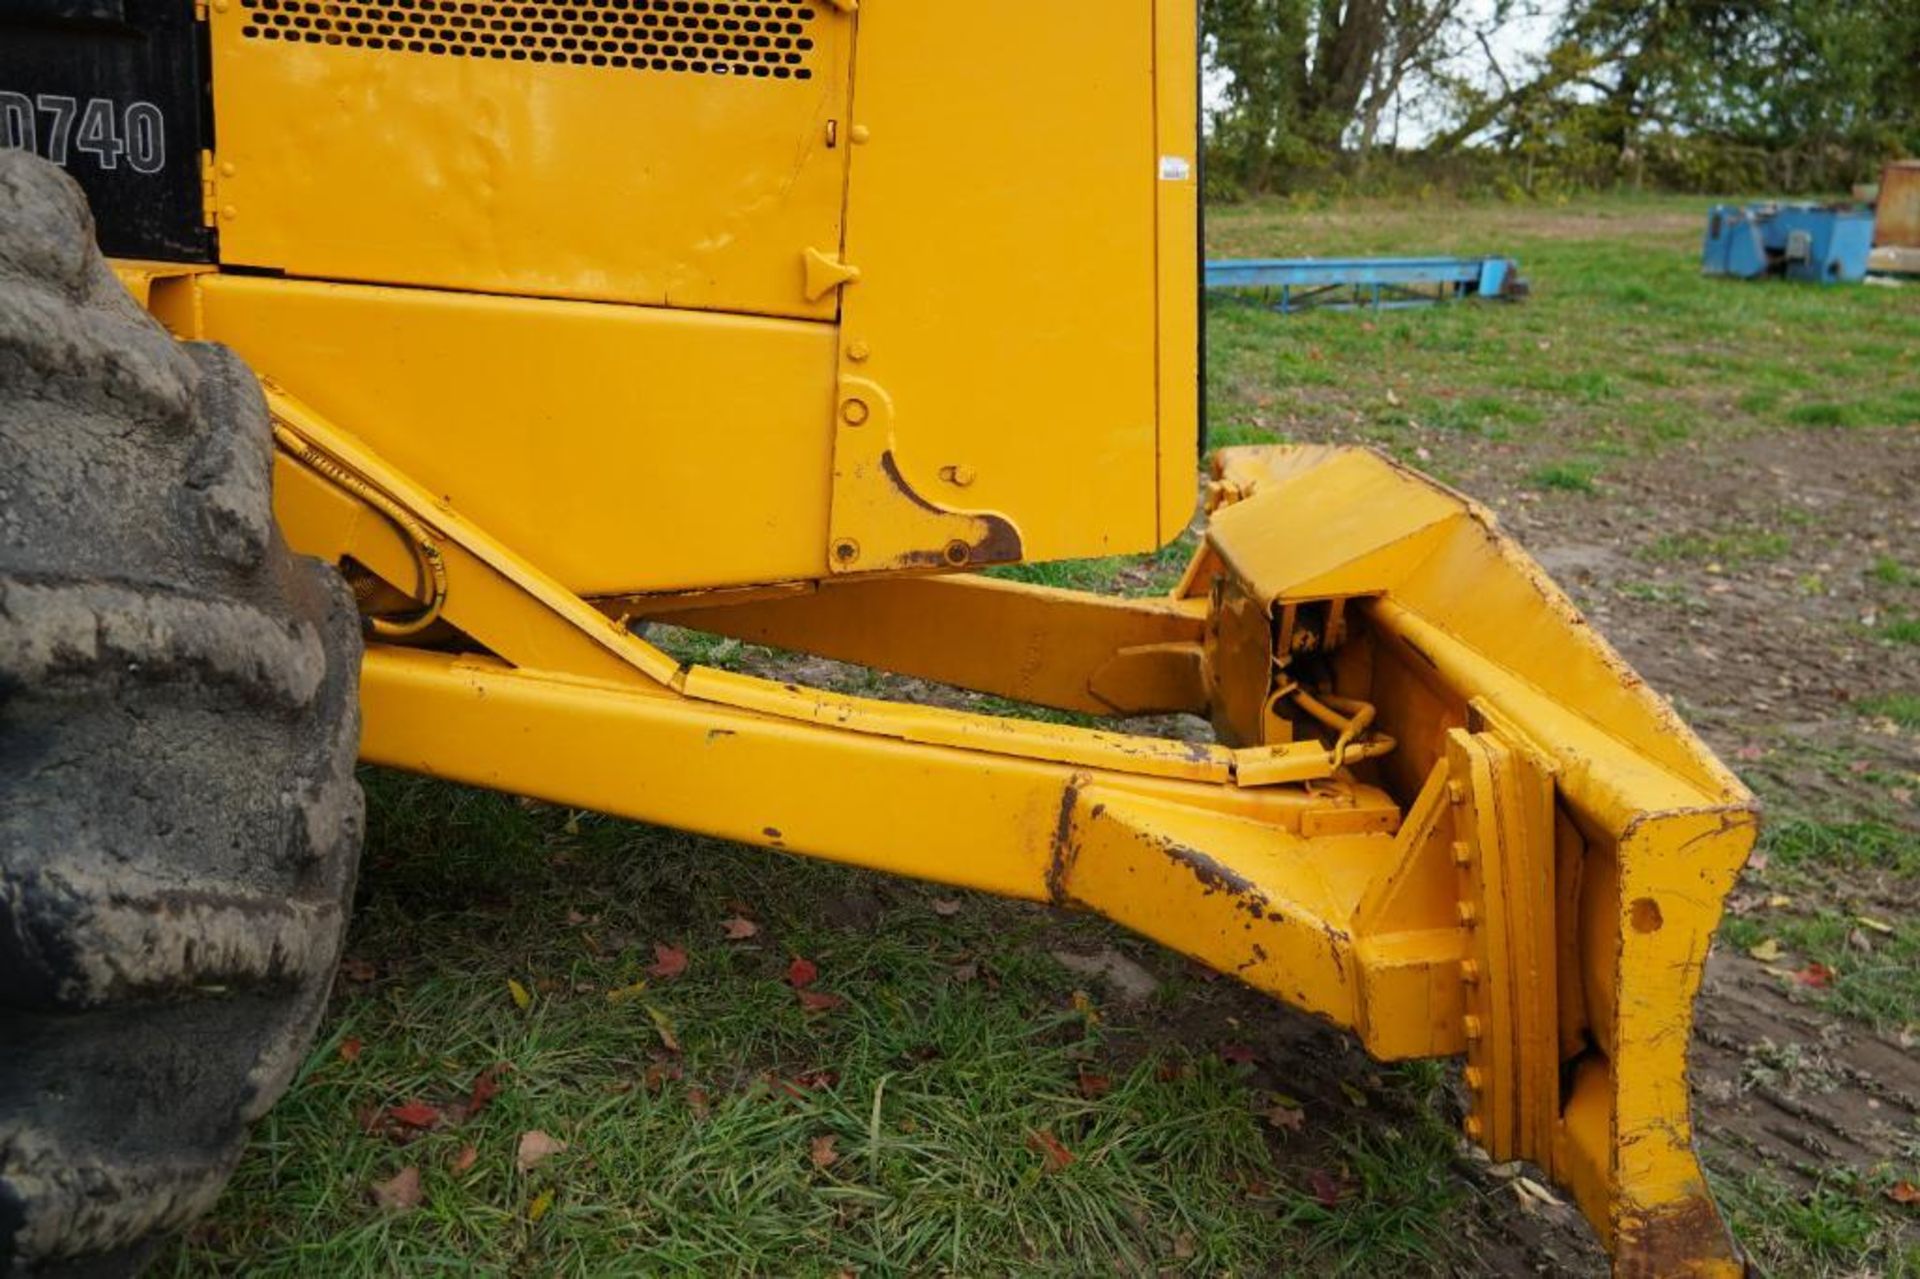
387,1100,441,1130
1308,1168,1343,1208
370,1165,422,1211
338,1037,363,1064
687,1086,711,1119
1794,961,1836,989
1733,745,1765,762
793,1069,840,1090
1244,1175,1273,1198
466,1066,502,1115
786,956,820,988
450,1144,478,1174
1026,1129,1075,1173
721,917,760,940
647,942,689,980
1076,1069,1112,1100
810,1134,839,1169
339,956,377,982
1848,760,1872,775
1887,1180,1920,1206
1219,1043,1257,1065
797,989,845,1013
1156,1059,1190,1083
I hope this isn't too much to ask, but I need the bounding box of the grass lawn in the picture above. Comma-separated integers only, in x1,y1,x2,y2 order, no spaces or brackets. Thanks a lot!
165,194,1920,1275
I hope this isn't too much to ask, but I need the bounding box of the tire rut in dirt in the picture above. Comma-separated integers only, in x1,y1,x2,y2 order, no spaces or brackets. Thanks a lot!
0,150,364,1275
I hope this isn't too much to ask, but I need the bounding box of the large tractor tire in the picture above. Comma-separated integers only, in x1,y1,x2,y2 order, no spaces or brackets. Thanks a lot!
0,152,364,1274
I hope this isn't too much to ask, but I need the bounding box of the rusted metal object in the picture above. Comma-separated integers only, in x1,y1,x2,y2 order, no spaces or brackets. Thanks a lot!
1874,160,1920,248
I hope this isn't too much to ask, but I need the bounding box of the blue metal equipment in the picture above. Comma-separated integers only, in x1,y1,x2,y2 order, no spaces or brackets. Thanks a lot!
1203,255,1527,314
1701,203,1874,284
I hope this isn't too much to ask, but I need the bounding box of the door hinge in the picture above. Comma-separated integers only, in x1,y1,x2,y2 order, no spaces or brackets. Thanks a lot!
200,151,219,228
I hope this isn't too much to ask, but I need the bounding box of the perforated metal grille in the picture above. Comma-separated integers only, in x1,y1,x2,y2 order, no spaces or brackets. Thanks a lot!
237,0,820,80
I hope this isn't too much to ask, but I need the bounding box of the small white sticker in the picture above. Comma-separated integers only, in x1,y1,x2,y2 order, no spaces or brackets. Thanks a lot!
1159,155,1192,182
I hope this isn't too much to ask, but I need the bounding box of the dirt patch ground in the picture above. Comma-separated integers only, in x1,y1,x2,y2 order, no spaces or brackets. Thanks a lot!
1454,424,1920,1259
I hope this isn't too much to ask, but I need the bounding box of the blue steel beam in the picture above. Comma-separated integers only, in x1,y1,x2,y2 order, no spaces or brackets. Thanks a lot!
1204,255,1525,313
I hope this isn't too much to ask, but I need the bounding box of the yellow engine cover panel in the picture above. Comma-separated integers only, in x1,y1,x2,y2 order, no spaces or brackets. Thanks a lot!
209,0,853,320
174,273,839,594
830,0,1188,565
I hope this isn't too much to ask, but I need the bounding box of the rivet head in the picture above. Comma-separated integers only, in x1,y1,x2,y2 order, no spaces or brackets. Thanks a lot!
1451,840,1472,867
831,538,859,565
1463,1015,1483,1042
220,205,238,221
841,398,870,426
942,540,971,567
849,124,871,144
1457,902,1478,927
939,463,977,488
1448,781,1467,805
219,161,236,177
846,340,871,362
1460,959,1480,985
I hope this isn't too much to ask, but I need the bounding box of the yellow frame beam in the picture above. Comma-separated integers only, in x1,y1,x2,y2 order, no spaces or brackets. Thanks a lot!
267,388,1752,1275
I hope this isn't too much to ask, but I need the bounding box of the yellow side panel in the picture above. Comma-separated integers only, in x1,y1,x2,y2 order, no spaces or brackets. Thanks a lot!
832,0,1169,564
177,275,837,593
208,0,853,320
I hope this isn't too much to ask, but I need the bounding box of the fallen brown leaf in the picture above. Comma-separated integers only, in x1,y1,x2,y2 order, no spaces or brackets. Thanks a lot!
466,1066,502,1116
931,898,962,917
786,955,820,988
1076,1069,1112,1100
370,1166,422,1211
1308,1167,1343,1207
721,917,760,940
643,1059,683,1093
647,942,689,980
687,1086,711,1119
810,1134,839,1169
338,1037,363,1065
1219,1043,1257,1065
450,1144,478,1174
644,1003,681,1052
1026,1128,1074,1173
338,956,377,982
1263,1103,1305,1132
387,1100,441,1131
797,989,845,1014
1887,1180,1920,1206
516,1129,567,1174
